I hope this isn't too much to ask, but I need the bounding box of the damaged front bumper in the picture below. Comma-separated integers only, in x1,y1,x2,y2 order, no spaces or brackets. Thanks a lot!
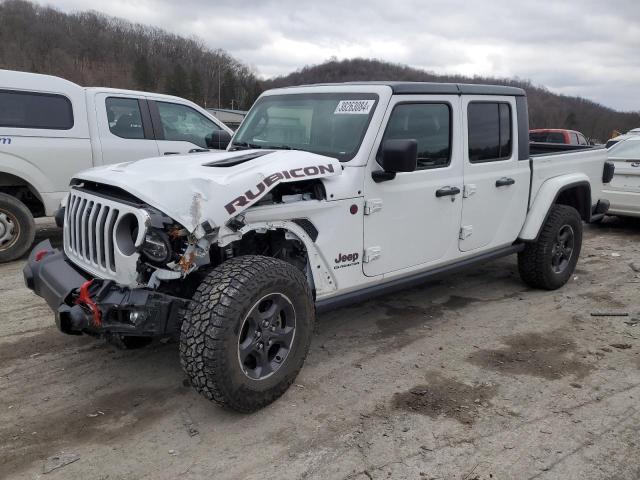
23,240,188,337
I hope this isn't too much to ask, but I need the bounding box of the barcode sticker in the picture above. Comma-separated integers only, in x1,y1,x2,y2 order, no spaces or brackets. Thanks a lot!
334,100,375,115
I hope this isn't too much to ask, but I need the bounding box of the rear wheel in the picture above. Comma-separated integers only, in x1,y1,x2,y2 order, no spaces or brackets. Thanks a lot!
518,205,582,290
179,255,314,412
0,193,35,263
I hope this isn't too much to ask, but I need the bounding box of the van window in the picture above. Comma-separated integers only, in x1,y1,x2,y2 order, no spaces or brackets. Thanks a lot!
156,102,220,149
468,102,512,162
106,97,145,139
380,103,451,169
0,90,73,130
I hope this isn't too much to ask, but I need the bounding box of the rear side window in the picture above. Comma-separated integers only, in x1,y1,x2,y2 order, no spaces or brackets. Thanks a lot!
468,102,512,162
381,103,451,169
0,90,73,130
106,97,145,139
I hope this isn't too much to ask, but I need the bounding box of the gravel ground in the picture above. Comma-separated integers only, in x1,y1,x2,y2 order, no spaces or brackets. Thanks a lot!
1,217,640,480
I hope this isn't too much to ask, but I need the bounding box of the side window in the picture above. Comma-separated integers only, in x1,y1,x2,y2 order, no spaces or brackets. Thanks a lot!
578,134,588,145
380,103,451,169
0,89,73,130
570,133,579,145
106,97,144,139
468,102,512,162
156,102,221,149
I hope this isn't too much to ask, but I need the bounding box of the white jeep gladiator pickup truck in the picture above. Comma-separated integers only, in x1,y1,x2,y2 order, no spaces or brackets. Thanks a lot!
24,82,614,412
0,69,233,262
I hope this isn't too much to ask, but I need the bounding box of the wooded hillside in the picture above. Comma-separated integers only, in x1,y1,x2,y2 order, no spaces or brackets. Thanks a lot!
264,58,640,142
0,0,261,109
1,1,637,141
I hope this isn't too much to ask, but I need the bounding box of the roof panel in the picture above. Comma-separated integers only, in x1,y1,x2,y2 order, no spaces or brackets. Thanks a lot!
288,81,526,97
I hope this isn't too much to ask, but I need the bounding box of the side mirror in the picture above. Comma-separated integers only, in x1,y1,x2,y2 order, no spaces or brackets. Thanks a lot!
206,130,232,150
373,139,417,182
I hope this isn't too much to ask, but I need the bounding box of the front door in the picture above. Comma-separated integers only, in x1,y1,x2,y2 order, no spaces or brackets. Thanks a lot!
363,96,463,277
148,100,225,155
458,97,530,252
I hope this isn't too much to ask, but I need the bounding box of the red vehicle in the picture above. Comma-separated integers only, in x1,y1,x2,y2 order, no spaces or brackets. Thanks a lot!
530,129,589,145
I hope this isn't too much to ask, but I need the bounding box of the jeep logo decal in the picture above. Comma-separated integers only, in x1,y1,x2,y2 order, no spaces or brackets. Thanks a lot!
333,251,360,270
224,164,335,214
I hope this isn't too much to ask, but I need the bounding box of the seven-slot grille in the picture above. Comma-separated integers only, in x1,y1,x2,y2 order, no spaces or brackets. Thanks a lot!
64,190,120,274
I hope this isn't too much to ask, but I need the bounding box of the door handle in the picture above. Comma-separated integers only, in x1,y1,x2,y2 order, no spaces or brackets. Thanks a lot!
435,186,461,197
164,151,179,155
496,177,516,187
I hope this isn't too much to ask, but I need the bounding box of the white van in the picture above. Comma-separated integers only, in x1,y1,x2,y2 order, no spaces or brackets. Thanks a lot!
0,70,234,262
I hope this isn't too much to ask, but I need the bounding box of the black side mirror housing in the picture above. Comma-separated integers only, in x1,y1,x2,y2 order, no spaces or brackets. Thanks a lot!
206,130,232,150
372,139,418,182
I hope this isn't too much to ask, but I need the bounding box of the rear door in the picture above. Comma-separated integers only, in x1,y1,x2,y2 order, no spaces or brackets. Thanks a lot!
148,99,227,155
95,93,159,165
458,97,530,252
363,95,464,277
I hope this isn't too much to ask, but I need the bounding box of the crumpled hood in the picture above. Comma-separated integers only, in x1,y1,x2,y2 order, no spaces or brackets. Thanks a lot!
74,149,342,232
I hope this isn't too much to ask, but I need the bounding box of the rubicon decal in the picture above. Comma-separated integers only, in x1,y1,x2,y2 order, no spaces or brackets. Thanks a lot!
224,164,336,214
334,251,360,270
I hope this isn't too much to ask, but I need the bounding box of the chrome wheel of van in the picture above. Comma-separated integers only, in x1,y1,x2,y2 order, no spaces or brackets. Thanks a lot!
0,209,19,251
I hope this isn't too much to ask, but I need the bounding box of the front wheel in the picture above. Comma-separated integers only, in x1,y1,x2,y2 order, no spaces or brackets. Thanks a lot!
179,256,315,412
518,204,582,290
0,193,35,263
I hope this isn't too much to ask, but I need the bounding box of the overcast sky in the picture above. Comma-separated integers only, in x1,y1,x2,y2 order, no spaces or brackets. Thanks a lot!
37,0,640,111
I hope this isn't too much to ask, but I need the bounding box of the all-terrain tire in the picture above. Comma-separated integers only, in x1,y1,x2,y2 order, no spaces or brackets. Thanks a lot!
518,204,582,290
179,255,315,412
0,193,35,263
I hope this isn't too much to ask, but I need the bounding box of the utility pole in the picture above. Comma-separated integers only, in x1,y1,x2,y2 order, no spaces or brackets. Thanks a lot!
218,64,222,108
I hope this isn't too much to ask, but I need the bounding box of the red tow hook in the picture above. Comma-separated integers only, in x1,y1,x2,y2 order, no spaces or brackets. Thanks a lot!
34,249,51,262
75,280,102,328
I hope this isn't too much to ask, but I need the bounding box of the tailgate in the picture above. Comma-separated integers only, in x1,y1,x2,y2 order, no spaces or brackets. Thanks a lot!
608,159,640,192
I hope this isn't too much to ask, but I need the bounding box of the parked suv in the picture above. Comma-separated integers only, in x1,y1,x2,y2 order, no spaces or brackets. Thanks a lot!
0,69,233,262
25,82,613,412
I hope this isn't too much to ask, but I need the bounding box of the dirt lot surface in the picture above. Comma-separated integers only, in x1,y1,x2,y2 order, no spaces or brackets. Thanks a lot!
1,218,640,480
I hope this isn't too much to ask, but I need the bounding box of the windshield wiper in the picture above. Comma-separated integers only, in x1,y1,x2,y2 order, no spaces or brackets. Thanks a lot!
263,145,309,151
230,141,263,151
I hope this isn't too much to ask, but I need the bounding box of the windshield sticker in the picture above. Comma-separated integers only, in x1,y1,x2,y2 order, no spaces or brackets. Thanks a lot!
334,100,375,115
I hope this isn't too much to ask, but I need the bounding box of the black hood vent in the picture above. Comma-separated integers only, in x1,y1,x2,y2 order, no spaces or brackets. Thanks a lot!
203,151,274,168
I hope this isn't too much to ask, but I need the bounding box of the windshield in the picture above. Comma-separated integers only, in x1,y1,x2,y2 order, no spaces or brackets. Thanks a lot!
231,93,379,161
608,139,640,159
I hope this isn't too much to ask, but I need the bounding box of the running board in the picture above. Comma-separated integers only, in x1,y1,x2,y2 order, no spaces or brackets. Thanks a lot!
315,244,525,313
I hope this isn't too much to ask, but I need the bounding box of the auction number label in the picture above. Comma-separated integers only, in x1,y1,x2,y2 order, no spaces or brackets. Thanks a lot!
334,100,375,115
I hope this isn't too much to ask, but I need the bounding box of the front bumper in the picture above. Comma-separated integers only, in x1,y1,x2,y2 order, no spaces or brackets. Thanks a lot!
23,240,188,337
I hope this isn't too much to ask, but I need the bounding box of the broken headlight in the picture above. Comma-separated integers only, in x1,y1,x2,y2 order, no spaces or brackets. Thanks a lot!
141,229,172,264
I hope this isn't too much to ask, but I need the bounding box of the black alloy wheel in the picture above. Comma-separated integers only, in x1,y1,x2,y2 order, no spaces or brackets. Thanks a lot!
237,293,296,380
550,225,575,274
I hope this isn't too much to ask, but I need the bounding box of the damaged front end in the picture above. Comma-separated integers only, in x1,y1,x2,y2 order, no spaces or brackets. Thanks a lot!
24,149,343,338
